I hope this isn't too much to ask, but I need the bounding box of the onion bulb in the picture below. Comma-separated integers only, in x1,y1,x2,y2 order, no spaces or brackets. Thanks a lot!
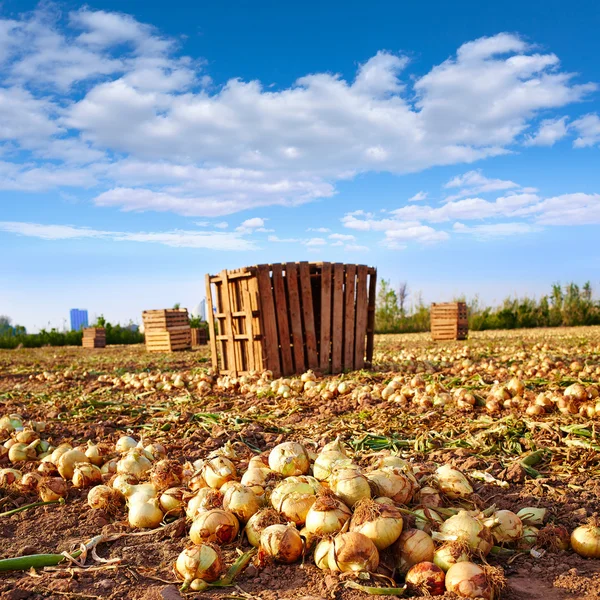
39,477,68,502
190,509,239,545
439,511,493,556
245,508,286,547
314,538,333,570
305,492,351,535
0,468,22,486
201,457,237,489
260,524,304,563
85,442,105,466
434,465,473,499
328,532,379,573
433,542,472,572
571,524,600,558
405,561,446,596
88,485,124,513
57,449,89,480
222,484,261,522
241,466,278,488
414,508,444,534
270,478,321,525
445,562,494,599
159,487,185,515
517,507,547,526
186,489,223,519
72,463,102,488
174,544,224,583
50,444,72,465
20,472,41,492
313,452,352,481
366,468,414,504
520,526,539,550
115,436,137,453
350,499,403,550
330,468,371,508
394,529,434,574
150,459,182,490
268,442,310,477
128,498,164,528
416,486,443,508
8,442,37,463
489,510,523,544
117,449,152,479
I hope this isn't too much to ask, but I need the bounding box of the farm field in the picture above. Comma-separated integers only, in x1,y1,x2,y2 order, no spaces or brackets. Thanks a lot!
0,327,599,600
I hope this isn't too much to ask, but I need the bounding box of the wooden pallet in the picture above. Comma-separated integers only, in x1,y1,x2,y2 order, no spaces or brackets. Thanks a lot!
82,327,106,349
142,309,190,330
143,309,191,352
206,262,377,377
431,302,468,341
190,327,208,346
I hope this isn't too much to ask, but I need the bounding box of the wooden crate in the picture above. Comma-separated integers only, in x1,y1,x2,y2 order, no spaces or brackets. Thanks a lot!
143,309,191,352
206,262,377,377
190,327,208,346
82,327,106,349
431,302,468,341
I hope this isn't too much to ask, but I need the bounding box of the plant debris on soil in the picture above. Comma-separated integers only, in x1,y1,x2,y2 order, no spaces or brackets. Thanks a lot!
1,326,599,599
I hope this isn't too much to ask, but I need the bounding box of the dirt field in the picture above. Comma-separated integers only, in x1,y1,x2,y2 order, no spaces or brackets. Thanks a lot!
1,327,599,600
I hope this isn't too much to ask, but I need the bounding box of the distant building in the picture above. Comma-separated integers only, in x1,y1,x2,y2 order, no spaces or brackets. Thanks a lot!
70,309,89,331
191,300,207,322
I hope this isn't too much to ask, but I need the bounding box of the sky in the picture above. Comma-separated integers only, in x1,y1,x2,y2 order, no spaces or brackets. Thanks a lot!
1,0,599,332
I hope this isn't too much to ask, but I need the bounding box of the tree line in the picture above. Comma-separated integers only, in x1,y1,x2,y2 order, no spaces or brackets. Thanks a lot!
375,280,600,333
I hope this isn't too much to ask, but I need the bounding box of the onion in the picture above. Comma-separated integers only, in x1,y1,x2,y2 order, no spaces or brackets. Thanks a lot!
20,472,41,492
414,508,444,534
88,485,124,512
520,526,539,550
489,510,523,543
433,542,472,572
8,442,36,463
434,465,473,499
305,492,352,535
268,442,310,476
328,532,379,573
201,457,237,489
115,436,137,453
374,455,411,471
260,524,304,563
445,562,494,599
85,442,105,466
241,466,278,488
416,486,443,508
186,489,223,519
331,468,371,508
159,487,185,515
439,510,493,556
223,484,261,522
405,561,446,596
128,498,164,528
190,509,239,545
571,524,600,558
394,529,434,574
57,449,89,480
174,544,224,583
15,429,38,444
270,478,321,525
150,459,182,490
517,507,547,526
245,508,286,547
314,538,333,570
117,450,152,479
313,451,352,481
145,443,167,460
50,444,72,465
100,459,118,475
350,499,403,550
366,468,414,504
72,463,103,488
0,468,23,486
39,477,68,502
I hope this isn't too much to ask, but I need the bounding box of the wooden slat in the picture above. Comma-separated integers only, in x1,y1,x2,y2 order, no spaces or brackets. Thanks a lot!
331,263,344,374
256,264,281,377
205,274,218,369
299,261,318,370
353,265,368,370
343,264,357,370
220,270,237,376
365,269,377,365
230,280,245,374
271,264,293,376
285,262,305,373
319,263,332,372
248,272,263,371
240,278,255,371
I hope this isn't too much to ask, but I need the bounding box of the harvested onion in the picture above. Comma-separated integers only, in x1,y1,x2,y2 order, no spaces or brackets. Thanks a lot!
245,508,286,547
445,561,493,599
350,499,403,550
439,511,493,556
328,532,379,573
305,492,351,535
406,561,446,596
174,544,224,583
331,468,371,508
190,509,239,545
571,523,600,558
268,442,310,476
434,465,473,499
128,498,163,528
223,484,261,523
260,524,304,563
394,529,434,574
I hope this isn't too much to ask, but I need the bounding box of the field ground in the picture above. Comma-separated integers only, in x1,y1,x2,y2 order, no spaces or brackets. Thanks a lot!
1,327,599,599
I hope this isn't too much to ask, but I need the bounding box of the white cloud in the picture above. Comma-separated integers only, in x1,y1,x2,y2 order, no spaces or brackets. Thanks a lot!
215,222,228,229
571,113,600,148
328,233,355,241
268,234,301,243
0,221,256,250
523,117,569,146
443,170,521,201
408,191,428,202
344,244,370,252
304,237,327,246
453,221,540,238
532,193,600,225
236,216,269,233
307,227,330,232
0,9,595,217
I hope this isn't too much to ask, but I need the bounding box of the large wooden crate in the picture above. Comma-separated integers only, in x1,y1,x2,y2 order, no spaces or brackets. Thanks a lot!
82,327,106,349
431,302,468,341
206,262,377,377
190,327,208,346
142,309,191,352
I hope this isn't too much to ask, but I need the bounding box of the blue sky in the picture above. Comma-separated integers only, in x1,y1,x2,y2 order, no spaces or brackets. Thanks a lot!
1,0,599,331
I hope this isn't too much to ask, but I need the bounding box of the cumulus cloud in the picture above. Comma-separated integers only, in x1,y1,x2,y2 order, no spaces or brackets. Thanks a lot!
0,7,595,217
0,220,256,250
443,170,521,201
408,191,428,202
571,113,600,148
523,117,569,146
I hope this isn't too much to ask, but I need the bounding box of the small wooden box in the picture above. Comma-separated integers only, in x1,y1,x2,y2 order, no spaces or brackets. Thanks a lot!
82,327,106,349
431,302,468,341
142,309,191,352
190,328,208,346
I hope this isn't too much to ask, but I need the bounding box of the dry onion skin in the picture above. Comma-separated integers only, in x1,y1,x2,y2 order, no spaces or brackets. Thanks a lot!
445,561,494,599
405,561,446,596
349,498,403,550
304,492,352,535
245,508,286,547
174,544,224,583
190,509,239,545
571,524,600,558
328,532,379,573
268,442,310,477
394,528,435,574
259,524,304,564
439,511,493,556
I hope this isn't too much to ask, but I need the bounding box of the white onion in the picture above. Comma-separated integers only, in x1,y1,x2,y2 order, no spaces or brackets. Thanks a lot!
434,465,473,499
57,449,89,480
394,529,435,574
489,510,523,543
439,511,493,556
350,499,403,550
223,484,261,523
571,524,600,558
328,532,379,573
245,508,285,547
260,524,304,564
190,509,239,545
201,457,237,489
445,562,493,599
128,498,163,528
174,544,224,583
330,468,371,508
268,442,310,476
304,493,352,535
